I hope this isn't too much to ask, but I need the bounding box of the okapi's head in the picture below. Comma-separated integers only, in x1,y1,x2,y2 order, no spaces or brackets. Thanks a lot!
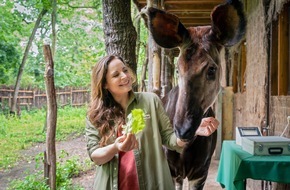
144,0,246,141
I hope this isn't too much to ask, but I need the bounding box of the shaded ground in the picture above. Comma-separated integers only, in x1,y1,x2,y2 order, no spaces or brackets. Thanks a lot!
0,135,223,190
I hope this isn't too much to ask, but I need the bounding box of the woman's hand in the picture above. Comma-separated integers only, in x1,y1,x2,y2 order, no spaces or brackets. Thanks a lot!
115,133,139,152
195,117,219,136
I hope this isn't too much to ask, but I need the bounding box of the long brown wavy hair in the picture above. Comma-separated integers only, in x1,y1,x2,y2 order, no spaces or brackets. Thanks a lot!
87,55,135,147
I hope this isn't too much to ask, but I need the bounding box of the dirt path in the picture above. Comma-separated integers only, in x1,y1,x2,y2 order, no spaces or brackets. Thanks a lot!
0,135,94,190
0,135,222,190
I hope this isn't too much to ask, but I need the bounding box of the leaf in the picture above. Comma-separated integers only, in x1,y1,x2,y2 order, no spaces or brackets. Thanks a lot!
122,109,146,135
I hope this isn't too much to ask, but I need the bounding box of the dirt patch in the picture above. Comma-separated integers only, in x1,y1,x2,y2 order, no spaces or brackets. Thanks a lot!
0,135,94,190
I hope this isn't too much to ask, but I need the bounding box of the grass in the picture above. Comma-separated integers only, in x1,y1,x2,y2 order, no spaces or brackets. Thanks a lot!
7,151,90,190
0,106,87,170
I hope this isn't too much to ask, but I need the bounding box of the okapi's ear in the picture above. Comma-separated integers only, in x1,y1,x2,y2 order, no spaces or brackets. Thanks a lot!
147,7,190,49
210,0,246,46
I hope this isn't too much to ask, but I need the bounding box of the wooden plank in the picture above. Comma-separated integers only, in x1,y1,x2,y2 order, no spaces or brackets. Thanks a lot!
18,103,33,105
169,11,211,18
240,41,247,92
17,96,33,99
165,4,218,12
277,7,289,95
177,18,212,26
0,96,34,99
164,0,223,2
71,89,89,93
34,94,47,97
270,20,278,95
0,89,33,93
214,90,223,159
232,53,238,93
56,92,71,95
0,96,12,99
222,87,233,140
139,0,222,2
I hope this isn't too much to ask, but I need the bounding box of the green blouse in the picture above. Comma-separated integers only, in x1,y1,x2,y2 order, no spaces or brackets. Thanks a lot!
85,91,183,190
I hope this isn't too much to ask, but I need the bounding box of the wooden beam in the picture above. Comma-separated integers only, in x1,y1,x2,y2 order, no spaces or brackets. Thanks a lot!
277,6,289,96
164,0,223,2
178,17,211,23
240,42,246,93
270,20,278,95
222,87,234,140
139,0,222,2
164,4,218,12
168,11,211,18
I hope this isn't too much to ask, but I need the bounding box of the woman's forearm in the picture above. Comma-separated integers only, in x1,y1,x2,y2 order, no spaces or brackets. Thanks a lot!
91,143,118,165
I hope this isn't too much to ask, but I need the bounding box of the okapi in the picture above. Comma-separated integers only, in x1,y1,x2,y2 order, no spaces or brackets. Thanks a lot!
143,0,246,189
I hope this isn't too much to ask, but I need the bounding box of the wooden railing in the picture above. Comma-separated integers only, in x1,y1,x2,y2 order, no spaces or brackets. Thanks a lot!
0,86,90,111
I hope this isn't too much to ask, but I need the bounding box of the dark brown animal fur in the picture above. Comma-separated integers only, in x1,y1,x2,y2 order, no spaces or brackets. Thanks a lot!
144,0,246,189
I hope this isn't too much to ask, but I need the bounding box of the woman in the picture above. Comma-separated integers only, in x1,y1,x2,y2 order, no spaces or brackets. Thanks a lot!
85,55,219,190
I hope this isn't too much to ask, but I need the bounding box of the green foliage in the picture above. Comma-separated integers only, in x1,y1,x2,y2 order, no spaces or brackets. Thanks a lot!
50,4,105,88
8,151,87,190
132,8,148,80
56,152,82,188
0,106,86,170
8,170,50,190
1,0,148,89
0,1,23,83
0,42,20,83
1,0,105,89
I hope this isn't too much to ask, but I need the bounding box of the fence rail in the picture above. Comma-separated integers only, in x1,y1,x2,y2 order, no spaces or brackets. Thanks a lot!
0,86,90,111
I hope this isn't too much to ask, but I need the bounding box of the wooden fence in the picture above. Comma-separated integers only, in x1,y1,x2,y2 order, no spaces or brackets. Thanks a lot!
0,86,90,111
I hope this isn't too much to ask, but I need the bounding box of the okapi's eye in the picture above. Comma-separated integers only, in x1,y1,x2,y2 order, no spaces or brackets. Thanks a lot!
207,66,217,80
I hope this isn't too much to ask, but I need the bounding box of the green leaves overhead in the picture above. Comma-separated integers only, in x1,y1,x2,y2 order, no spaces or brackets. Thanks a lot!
0,0,148,90
0,0,104,88
41,0,52,10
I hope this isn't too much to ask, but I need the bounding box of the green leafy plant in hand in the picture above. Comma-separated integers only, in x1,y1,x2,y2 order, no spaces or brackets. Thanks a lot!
122,109,146,134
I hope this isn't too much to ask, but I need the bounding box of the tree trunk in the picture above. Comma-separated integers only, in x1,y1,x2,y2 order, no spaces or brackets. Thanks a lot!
10,9,48,114
133,5,141,66
51,0,57,57
102,0,137,74
43,45,57,190
139,46,148,92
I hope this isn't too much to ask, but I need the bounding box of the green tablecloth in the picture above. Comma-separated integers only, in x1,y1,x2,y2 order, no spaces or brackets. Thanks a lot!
216,140,290,190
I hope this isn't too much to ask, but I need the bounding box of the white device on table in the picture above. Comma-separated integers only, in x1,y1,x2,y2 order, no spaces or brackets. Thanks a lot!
242,136,290,156
236,126,262,146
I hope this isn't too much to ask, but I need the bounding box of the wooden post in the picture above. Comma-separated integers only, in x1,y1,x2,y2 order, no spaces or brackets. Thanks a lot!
152,46,161,95
70,87,73,106
222,87,234,140
278,7,289,95
32,90,35,108
147,0,161,94
43,45,57,190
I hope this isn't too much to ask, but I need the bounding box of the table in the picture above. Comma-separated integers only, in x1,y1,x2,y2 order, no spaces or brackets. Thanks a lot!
216,140,290,190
